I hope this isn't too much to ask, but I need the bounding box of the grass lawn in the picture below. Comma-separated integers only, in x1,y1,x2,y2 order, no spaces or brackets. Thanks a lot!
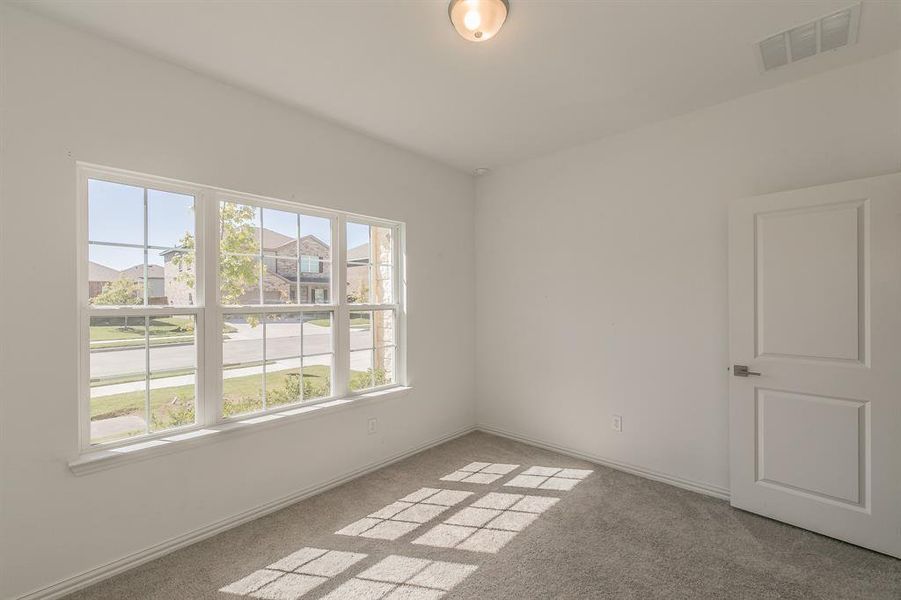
307,317,370,327
91,365,335,423
89,316,193,341
90,382,192,421
91,360,279,388
89,317,237,349
90,336,195,350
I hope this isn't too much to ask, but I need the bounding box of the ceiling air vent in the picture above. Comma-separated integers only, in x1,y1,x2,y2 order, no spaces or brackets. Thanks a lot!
757,4,861,72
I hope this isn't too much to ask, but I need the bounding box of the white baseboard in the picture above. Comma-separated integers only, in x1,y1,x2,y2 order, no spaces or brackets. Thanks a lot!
477,424,731,501
15,425,476,600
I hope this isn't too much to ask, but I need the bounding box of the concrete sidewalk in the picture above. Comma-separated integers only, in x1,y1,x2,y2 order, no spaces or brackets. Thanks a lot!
90,354,335,398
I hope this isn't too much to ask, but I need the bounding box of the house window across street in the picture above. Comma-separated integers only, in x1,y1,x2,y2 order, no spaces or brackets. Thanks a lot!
300,254,321,273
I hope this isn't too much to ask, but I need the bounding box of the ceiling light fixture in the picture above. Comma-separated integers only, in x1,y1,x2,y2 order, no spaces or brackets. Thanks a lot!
449,0,509,43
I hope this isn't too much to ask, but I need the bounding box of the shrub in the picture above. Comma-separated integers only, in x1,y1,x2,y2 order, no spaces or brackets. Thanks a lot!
150,397,195,430
350,368,388,391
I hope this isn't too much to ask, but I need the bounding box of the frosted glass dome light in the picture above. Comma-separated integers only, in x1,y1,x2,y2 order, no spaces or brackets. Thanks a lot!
448,0,509,43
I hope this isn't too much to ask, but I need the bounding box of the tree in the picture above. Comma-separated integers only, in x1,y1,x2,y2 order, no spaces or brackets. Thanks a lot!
171,202,266,324
346,281,369,304
91,277,142,306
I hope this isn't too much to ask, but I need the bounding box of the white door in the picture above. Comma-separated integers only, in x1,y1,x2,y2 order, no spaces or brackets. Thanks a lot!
729,172,901,558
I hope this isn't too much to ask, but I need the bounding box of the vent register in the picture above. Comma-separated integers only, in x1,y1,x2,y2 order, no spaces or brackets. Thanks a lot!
759,4,860,71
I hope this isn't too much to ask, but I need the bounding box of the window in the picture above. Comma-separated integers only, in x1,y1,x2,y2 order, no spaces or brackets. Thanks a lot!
85,178,198,445
346,221,398,391
300,255,321,273
80,165,404,449
219,199,335,416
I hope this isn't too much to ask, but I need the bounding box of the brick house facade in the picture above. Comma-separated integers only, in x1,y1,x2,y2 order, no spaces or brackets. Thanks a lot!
162,228,332,305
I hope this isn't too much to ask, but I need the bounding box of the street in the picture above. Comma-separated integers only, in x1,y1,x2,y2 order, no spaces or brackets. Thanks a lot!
90,322,379,392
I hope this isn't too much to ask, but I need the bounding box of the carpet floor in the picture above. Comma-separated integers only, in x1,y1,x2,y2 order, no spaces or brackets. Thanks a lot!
64,432,901,600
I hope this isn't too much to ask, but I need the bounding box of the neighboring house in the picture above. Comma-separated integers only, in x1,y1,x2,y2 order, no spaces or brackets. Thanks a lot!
162,227,333,305
346,242,370,302
88,261,120,298
88,261,167,304
260,230,333,304
346,227,391,302
90,228,377,306
118,264,166,304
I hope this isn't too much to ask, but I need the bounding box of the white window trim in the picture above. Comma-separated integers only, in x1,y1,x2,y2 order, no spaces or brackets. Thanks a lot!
345,215,403,394
69,385,412,476
76,162,407,459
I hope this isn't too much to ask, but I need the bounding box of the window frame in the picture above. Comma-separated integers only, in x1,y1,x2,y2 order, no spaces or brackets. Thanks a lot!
345,219,401,393
214,190,340,420
77,163,406,452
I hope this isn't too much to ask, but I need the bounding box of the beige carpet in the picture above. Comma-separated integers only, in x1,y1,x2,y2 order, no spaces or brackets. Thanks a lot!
64,432,901,599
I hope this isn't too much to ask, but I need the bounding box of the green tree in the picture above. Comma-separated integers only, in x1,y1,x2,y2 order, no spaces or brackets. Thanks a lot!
347,281,369,304
91,278,142,305
171,202,267,323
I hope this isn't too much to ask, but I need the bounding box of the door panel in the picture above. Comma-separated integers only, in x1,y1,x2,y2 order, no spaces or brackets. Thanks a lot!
756,202,864,362
729,172,901,558
756,389,865,506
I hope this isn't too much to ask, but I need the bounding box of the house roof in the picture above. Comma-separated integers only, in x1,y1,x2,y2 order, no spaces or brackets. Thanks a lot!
269,232,329,253
347,242,369,262
161,228,329,256
261,227,293,250
119,264,165,279
274,233,328,250
88,261,120,282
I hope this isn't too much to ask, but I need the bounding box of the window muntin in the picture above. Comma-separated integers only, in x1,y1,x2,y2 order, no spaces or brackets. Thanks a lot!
88,313,199,444
221,311,334,417
219,201,333,306
88,178,196,307
148,314,198,433
348,310,397,391
86,176,199,445
346,222,394,305
89,315,148,444
218,197,336,416
81,165,403,449
345,221,397,392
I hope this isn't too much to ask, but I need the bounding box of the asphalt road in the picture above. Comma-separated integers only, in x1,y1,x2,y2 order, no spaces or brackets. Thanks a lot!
90,324,376,378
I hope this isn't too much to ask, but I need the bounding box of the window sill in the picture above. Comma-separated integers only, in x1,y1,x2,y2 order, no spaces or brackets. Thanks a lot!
69,386,412,476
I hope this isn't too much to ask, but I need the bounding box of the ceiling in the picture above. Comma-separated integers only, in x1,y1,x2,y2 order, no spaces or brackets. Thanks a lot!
19,1,901,172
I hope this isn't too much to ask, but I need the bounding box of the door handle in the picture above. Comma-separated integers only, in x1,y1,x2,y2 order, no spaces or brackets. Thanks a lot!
733,365,761,377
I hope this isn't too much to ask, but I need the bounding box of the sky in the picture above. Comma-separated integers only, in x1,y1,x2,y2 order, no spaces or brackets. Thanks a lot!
88,178,370,271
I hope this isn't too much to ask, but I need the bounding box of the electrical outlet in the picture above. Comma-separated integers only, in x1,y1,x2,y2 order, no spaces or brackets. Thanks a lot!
611,415,623,432
367,418,377,435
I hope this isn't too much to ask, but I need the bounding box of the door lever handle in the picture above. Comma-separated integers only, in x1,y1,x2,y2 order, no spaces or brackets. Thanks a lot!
733,365,761,377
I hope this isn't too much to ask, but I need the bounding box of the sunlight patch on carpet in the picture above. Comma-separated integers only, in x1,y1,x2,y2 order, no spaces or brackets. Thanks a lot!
411,492,559,553
335,488,474,540
220,548,367,599
504,466,593,490
439,462,520,484
321,555,477,600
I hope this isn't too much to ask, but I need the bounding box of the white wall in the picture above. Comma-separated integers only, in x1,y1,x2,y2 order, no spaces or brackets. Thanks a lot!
0,7,475,599
475,50,901,494
3,4,900,598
